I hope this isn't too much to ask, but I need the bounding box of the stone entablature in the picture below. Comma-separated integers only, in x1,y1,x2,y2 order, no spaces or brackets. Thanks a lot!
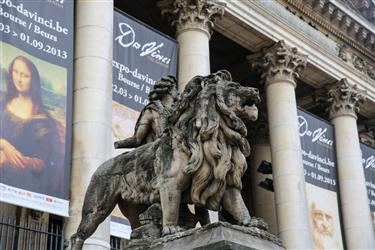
337,43,375,82
282,0,375,83
343,0,375,24
282,0,374,54
222,0,375,110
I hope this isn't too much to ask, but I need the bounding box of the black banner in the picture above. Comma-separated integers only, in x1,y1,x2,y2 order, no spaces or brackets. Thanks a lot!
112,9,178,112
361,143,375,212
298,108,343,249
298,109,338,191
0,0,73,216
111,10,177,148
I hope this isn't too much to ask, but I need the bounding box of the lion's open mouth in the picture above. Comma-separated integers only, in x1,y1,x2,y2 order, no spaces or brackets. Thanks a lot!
239,89,260,121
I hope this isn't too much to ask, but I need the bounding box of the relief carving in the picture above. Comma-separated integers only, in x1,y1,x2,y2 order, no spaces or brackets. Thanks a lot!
367,64,375,80
352,55,366,72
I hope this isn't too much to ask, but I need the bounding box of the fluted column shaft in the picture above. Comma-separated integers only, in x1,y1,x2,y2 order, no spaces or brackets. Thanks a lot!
256,41,313,249
327,79,375,249
160,0,225,91
64,1,113,249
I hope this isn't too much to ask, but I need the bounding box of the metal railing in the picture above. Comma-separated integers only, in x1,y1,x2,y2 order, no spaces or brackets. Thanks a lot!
0,217,63,250
110,236,121,250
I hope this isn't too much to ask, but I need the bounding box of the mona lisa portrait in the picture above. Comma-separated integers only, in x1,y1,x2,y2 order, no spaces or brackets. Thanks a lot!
0,55,66,198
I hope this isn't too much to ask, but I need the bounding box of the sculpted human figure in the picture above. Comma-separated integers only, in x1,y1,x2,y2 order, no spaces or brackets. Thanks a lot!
114,76,178,149
70,71,260,250
114,75,210,229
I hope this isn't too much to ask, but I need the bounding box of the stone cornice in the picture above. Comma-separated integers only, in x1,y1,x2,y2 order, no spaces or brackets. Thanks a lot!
159,0,225,37
283,0,374,56
327,78,366,120
253,40,308,87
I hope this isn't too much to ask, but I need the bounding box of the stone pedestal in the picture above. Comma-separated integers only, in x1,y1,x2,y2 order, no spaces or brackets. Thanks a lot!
127,222,284,250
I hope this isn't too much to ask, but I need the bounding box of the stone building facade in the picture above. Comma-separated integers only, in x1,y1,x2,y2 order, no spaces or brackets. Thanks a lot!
2,0,374,249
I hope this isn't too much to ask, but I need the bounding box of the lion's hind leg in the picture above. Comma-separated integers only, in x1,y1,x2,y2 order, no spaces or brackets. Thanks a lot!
70,175,122,249
221,187,251,226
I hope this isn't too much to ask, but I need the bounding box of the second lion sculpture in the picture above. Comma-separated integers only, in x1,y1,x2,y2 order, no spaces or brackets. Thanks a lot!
71,71,260,249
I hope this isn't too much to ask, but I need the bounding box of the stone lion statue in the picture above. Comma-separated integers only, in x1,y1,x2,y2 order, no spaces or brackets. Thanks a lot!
70,70,260,249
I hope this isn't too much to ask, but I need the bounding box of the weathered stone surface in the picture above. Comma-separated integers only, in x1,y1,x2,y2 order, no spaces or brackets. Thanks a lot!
70,71,261,250
159,0,225,36
252,40,308,86
126,221,284,250
327,78,366,119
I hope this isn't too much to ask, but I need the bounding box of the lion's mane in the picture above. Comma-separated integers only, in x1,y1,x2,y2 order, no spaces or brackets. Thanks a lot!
170,70,251,211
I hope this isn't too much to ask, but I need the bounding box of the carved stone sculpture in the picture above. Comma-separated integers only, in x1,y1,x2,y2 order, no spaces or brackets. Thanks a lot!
70,70,260,249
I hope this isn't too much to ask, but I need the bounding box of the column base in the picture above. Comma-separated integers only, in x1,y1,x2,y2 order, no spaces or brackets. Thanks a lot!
126,221,284,250
82,237,111,250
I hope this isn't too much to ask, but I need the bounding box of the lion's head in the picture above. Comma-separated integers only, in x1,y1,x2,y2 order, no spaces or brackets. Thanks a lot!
171,70,260,211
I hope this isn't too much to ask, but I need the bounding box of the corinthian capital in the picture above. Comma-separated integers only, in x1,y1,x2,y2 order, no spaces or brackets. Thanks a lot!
159,0,225,37
327,78,366,120
253,41,308,87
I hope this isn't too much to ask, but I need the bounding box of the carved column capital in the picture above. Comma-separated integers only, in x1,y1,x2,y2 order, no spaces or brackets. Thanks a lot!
159,0,225,37
326,78,366,120
253,41,308,87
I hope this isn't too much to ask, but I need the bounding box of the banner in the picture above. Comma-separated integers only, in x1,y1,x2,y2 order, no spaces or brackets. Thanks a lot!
110,216,131,240
111,9,177,152
298,109,344,249
0,0,73,216
360,143,375,230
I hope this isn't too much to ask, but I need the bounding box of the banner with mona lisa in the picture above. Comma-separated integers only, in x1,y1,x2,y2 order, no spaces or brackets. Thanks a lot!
0,0,73,217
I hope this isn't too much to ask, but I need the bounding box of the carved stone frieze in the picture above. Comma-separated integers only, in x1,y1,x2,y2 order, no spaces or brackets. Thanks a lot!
159,0,225,37
337,44,349,62
353,55,366,72
253,40,308,86
359,118,375,147
336,43,375,81
326,78,366,120
367,64,375,80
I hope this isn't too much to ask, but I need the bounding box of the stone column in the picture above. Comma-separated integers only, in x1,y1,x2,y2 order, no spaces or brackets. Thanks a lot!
327,79,375,249
64,1,113,249
255,41,312,249
160,0,224,222
160,0,225,90
247,112,278,235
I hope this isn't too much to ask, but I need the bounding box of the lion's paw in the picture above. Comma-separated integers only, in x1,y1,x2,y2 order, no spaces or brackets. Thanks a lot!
162,225,184,236
248,217,268,230
240,218,252,227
